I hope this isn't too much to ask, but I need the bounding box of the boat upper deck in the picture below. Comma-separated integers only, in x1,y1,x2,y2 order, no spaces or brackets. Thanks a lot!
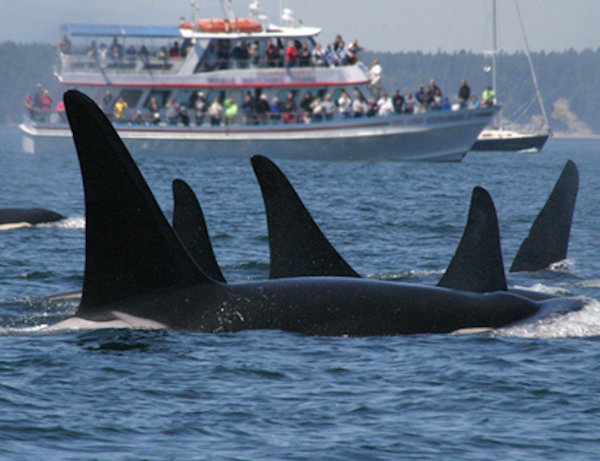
56,21,366,89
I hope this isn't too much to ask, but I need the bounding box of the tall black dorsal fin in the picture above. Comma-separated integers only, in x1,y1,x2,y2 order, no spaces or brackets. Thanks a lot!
510,160,579,272
172,179,226,283
250,155,360,279
438,186,507,292
64,90,212,310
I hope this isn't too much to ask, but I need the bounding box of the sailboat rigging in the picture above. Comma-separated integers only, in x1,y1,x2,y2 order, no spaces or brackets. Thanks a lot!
471,0,551,152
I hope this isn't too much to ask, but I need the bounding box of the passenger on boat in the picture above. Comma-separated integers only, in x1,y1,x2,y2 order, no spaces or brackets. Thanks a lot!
482,86,495,107
169,41,180,59
232,41,249,68
194,92,208,125
352,95,366,118
58,35,71,54
404,90,416,113
392,89,405,113
431,88,443,110
86,41,98,60
282,92,297,124
241,92,256,125
311,43,325,66
148,97,161,124
208,97,223,126
285,41,298,68
56,100,66,122
248,41,260,68
366,97,379,117
100,90,114,120
310,97,323,122
298,43,311,67
337,90,352,119
126,45,137,64
468,94,480,109
346,39,362,64
255,94,271,124
323,44,337,67
429,79,442,97
157,46,169,67
24,92,34,119
368,60,382,95
415,84,426,108
110,38,123,61
224,98,238,126
377,93,394,116
113,96,128,122
139,45,149,62
265,40,281,67
98,43,108,68
165,98,180,124
458,79,470,108
270,97,283,123
179,106,190,126
300,92,313,117
131,110,145,125
333,34,345,54
322,94,335,121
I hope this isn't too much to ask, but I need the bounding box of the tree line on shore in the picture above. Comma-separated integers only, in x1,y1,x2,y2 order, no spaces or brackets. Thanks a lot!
1,41,598,135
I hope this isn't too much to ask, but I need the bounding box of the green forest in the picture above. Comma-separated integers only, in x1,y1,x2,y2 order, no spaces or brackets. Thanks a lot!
1,41,598,135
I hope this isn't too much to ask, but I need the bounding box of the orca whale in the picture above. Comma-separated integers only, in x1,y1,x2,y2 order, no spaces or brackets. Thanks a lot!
54,89,577,335
0,208,64,230
510,160,578,272
250,155,580,297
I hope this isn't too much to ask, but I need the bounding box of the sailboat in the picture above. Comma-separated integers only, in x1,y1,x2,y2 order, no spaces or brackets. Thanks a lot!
471,0,551,152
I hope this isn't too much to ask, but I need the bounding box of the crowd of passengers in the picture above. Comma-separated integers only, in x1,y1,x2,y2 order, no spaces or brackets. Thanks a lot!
92,78,495,127
58,32,365,70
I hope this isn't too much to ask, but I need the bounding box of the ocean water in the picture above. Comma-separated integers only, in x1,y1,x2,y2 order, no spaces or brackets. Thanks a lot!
0,127,599,459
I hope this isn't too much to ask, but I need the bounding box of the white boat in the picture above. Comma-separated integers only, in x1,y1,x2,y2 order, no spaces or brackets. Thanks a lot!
471,0,551,152
21,1,498,161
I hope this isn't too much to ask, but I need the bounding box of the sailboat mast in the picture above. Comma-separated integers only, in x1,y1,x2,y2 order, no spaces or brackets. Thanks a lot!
514,0,550,129
491,0,497,101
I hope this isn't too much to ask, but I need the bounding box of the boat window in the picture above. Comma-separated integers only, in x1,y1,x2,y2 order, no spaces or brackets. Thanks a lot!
206,89,226,104
330,88,344,104
118,89,143,107
144,90,171,109
176,90,197,108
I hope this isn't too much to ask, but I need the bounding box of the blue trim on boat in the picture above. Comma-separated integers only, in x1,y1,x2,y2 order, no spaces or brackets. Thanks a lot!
60,24,183,38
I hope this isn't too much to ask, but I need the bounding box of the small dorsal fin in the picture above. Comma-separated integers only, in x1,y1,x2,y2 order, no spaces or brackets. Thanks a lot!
64,90,212,311
510,160,579,272
438,186,507,292
250,155,360,279
172,179,226,283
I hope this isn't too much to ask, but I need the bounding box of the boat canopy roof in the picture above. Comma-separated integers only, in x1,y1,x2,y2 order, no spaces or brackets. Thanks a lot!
60,24,183,38
60,23,321,41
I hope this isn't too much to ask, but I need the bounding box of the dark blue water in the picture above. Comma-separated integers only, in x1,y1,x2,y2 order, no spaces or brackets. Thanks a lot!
1,127,600,459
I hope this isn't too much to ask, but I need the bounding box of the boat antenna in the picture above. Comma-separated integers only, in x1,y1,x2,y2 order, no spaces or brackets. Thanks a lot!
514,0,550,130
220,0,237,23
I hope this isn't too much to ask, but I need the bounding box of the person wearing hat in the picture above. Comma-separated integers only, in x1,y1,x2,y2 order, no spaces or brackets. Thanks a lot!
194,91,207,125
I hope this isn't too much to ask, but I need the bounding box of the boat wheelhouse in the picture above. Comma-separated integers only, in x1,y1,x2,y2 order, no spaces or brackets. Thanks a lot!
20,3,498,161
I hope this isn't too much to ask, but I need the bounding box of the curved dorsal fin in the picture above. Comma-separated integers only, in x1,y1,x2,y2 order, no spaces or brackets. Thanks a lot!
172,179,226,283
438,186,507,292
510,160,579,272
64,90,212,311
251,155,360,279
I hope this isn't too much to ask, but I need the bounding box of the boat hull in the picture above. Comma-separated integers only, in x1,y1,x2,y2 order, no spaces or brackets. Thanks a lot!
21,107,497,162
471,132,549,152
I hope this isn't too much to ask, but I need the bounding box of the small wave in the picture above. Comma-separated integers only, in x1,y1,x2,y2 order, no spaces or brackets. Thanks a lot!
38,216,85,229
369,269,444,282
512,283,574,297
547,259,575,273
496,297,600,338
576,279,600,289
